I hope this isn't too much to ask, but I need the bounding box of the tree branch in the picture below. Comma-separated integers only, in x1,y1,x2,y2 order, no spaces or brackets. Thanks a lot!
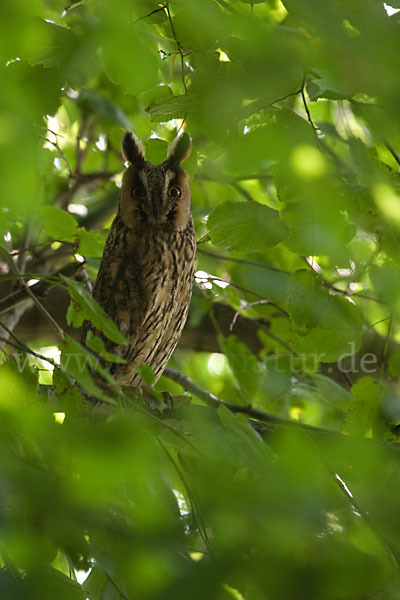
0,262,84,317
163,367,324,432
197,248,290,275
0,245,65,341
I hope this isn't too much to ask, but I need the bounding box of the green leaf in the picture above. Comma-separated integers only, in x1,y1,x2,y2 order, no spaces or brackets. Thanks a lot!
343,377,382,437
369,262,400,304
61,276,128,346
60,336,118,400
82,568,114,600
306,71,353,101
207,201,288,253
38,206,78,240
286,271,364,362
137,364,156,386
23,567,86,600
143,138,168,165
85,331,127,364
281,197,356,262
146,95,196,120
76,90,132,129
4,61,63,120
97,11,158,93
52,368,87,414
219,334,258,403
24,18,79,70
77,228,106,258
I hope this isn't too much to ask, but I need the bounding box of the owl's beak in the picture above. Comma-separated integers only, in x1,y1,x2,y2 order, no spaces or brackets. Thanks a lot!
151,204,161,221
146,203,166,224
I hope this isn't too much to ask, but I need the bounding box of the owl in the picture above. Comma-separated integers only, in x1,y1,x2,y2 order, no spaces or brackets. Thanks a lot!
82,131,196,388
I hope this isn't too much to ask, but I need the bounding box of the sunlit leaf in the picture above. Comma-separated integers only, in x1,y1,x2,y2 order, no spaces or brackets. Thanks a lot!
39,206,78,240
77,228,105,258
61,276,128,345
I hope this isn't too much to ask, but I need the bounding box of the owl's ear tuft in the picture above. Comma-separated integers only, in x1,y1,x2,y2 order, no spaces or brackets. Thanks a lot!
122,131,145,164
167,132,192,164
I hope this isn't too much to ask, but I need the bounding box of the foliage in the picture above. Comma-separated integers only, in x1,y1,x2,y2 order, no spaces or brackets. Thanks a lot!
1,0,400,598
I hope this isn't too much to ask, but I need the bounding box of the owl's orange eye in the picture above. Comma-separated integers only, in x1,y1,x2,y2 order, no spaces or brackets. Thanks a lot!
168,185,181,199
132,185,145,199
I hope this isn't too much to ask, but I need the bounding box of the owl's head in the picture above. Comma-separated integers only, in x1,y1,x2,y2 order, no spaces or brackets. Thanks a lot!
119,131,192,231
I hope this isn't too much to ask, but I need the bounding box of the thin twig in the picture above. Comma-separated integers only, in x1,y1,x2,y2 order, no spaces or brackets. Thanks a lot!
215,0,238,12
0,262,84,317
200,248,386,305
105,573,130,600
240,86,303,119
199,274,289,318
63,0,86,13
302,256,387,305
334,473,400,568
259,326,295,354
197,248,290,275
231,182,254,203
41,131,73,177
75,117,89,175
196,170,272,184
0,332,58,370
385,140,400,168
230,299,273,331
158,439,211,547
71,170,119,182
133,4,167,24
0,245,65,341
163,367,333,435
165,3,187,94
301,84,319,139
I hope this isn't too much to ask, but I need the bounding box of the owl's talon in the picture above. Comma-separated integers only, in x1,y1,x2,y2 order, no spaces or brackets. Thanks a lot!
118,383,142,398
159,390,174,410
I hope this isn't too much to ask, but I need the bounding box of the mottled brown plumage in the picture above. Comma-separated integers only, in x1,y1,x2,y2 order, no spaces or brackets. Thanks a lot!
82,131,196,387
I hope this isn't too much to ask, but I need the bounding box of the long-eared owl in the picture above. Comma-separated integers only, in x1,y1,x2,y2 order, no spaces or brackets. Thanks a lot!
82,131,196,387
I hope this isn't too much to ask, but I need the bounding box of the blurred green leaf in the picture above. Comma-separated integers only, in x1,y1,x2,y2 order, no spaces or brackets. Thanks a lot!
219,334,259,403
23,567,86,600
85,330,126,364
286,270,364,361
82,568,117,600
144,137,169,164
60,336,117,399
207,201,288,253
146,94,196,120
24,18,79,69
307,70,353,101
96,7,158,93
281,195,356,262
343,377,382,436
76,90,132,129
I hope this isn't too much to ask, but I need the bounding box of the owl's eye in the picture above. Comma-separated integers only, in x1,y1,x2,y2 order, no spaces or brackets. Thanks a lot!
168,185,181,199
131,185,145,199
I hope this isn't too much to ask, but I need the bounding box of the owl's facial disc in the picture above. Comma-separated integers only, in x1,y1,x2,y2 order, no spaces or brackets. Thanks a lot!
120,132,192,231
134,166,182,225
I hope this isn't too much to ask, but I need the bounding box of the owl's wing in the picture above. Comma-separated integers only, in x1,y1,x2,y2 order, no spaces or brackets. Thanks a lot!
86,218,150,367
